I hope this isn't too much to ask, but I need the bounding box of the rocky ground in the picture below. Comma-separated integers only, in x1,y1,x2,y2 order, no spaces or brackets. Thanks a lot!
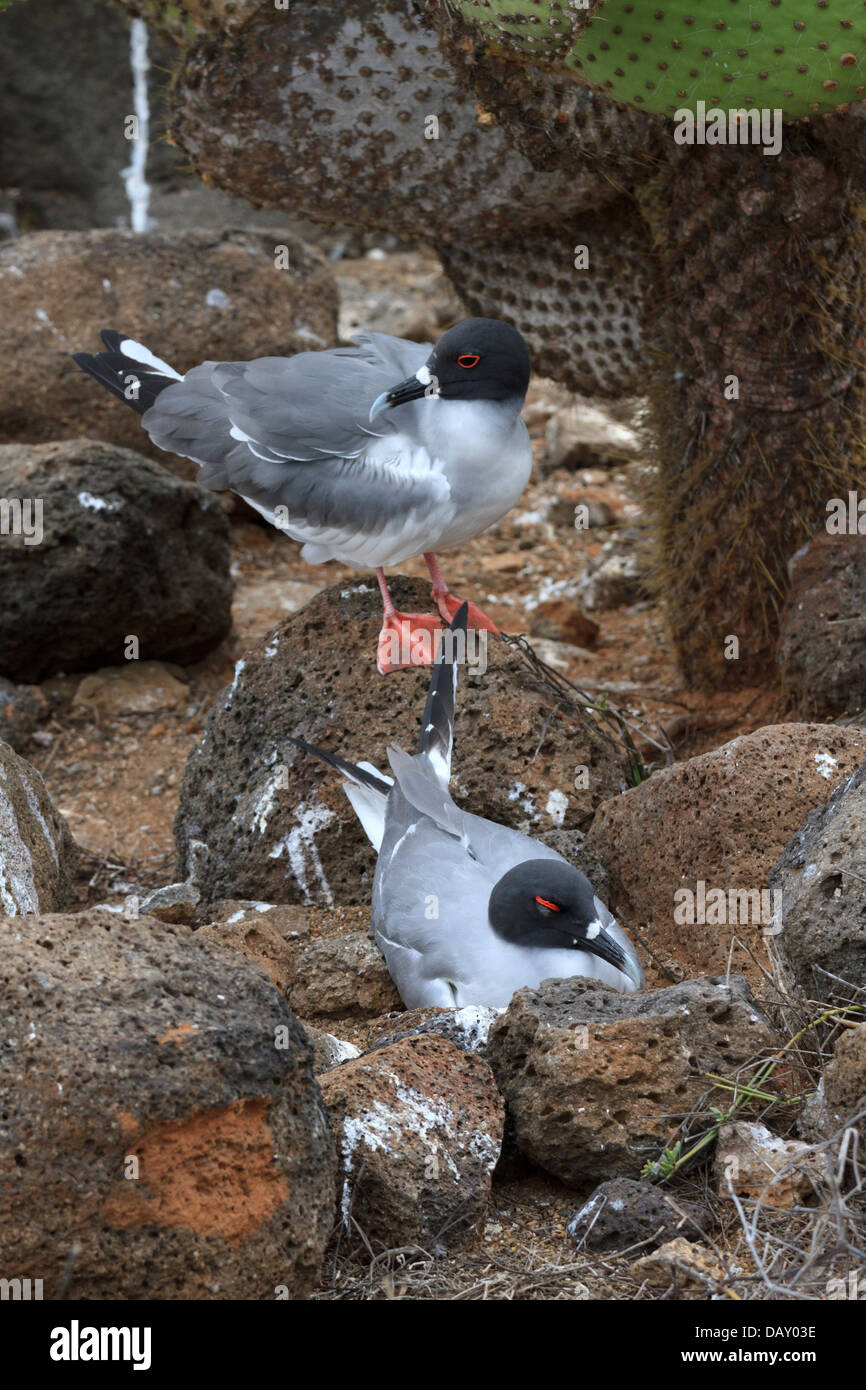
18,251,784,906
2,240,865,1301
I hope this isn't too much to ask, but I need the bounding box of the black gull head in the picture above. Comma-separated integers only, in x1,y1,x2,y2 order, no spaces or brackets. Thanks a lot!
369,317,530,419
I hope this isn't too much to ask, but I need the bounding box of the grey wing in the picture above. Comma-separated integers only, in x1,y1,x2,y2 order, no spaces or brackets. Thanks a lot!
139,333,446,545
372,785,497,1008
386,744,564,878
142,331,430,472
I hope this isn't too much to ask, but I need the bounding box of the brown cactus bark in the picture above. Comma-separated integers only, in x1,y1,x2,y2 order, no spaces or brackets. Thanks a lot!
637,138,866,688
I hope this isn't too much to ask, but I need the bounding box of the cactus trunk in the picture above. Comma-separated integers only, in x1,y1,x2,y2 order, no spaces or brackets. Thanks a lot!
637,137,866,688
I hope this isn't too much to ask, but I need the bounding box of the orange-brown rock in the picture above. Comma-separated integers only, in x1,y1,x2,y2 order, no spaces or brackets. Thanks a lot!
587,724,866,982
713,1121,821,1210
0,228,336,465
825,1024,866,1140
0,909,336,1298
175,577,628,906
488,975,782,1186
319,1034,504,1252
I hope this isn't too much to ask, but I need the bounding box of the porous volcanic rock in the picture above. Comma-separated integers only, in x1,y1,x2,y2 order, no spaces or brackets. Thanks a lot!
289,934,401,1021
778,532,866,718
196,900,400,1020
0,677,50,751
319,1033,504,1252
0,908,336,1299
175,577,628,906
587,724,866,983
770,761,866,1003
631,1239,727,1298
367,1005,500,1059
302,1025,361,1076
0,228,336,460
824,1025,866,1139
137,881,200,926
0,440,232,681
73,662,190,717
0,740,75,914
713,1121,820,1210
488,975,780,1186
568,1177,708,1254
195,913,300,996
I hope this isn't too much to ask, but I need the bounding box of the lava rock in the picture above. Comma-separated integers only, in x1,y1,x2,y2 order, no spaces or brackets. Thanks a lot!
568,1177,708,1254
824,1025,866,1139
778,533,866,717
544,400,642,473
0,909,336,1299
0,440,232,681
488,975,780,1186
195,913,305,997
73,663,190,716
302,1025,361,1076
713,1121,820,1210
588,724,866,984
529,601,600,648
175,577,628,906
631,1239,727,1297
319,1033,503,1252
194,898,311,940
289,934,401,1022
0,228,336,459
0,677,50,750
0,740,75,914
366,1005,500,1059
196,901,399,1021
576,538,647,611
770,760,866,1003
137,881,200,926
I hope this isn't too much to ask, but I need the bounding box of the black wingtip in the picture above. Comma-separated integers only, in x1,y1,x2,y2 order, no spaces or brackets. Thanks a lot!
289,735,391,794
71,331,178,416
448,600,469,639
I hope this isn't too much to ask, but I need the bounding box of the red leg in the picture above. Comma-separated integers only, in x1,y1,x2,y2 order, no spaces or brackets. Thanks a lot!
423,552,501,635
375,567,443,675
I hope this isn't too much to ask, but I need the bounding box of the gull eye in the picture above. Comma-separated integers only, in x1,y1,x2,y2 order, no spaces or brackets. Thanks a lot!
457,353,480,369
535,895,561,915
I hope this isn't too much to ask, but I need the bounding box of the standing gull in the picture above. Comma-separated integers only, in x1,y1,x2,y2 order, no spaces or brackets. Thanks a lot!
290,606,645,1009
72,318,532,673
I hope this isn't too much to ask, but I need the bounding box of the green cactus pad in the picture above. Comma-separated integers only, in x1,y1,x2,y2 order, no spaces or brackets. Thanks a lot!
453,0,866,118
450,0,600,59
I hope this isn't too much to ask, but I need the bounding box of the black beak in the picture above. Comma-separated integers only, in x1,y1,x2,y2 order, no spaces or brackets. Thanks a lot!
555,921,644,989
369,370,438,421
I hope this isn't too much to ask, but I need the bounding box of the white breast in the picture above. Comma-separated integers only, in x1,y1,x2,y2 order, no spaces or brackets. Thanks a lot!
414,399,532,554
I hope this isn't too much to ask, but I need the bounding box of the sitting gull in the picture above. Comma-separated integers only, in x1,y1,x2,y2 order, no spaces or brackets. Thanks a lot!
72,318,532,673
290,606,645,1009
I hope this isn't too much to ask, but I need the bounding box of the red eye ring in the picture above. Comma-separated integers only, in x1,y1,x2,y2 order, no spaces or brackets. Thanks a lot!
457,353,480,369
535,896,561,912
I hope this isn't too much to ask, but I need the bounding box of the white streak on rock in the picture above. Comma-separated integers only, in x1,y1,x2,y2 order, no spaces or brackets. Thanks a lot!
269,798,335,906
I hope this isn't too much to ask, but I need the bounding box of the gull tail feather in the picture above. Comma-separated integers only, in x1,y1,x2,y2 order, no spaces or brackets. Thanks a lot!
415,600,468,784
73,330,183,415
